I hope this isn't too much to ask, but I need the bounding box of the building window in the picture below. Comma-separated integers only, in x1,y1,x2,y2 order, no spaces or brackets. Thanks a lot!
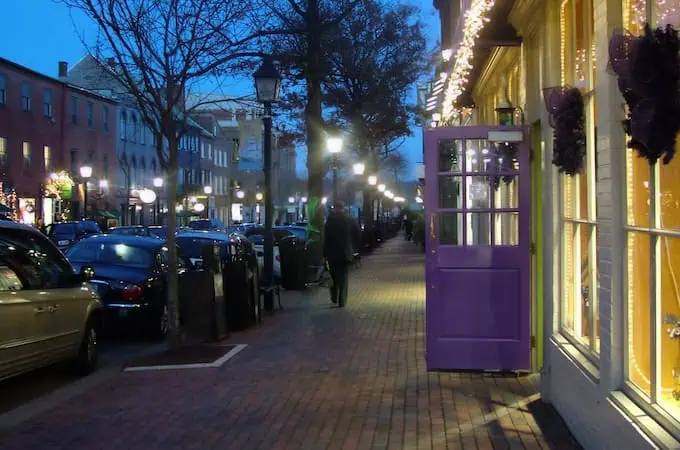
43,89,53,118
131,114,138,142
22,142,31,171
21,82,31,111
0,74,6,105
151,158,157,174
103,106,109,132
70,96,78,124
70,149,77,175
624,0,680,423
43,145,51,172
120,111,127,140
559,0,599,355
0,137,7,166
87,101,94,128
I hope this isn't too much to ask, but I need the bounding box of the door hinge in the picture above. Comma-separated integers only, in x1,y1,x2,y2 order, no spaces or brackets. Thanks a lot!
531,335,536,348
530,242,536,254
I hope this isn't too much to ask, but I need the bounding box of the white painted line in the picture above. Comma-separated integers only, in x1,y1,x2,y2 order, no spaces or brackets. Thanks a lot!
123,344,247,372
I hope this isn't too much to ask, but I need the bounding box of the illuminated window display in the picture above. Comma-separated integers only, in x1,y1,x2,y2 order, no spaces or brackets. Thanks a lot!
623,0,680,422
559,0,599,354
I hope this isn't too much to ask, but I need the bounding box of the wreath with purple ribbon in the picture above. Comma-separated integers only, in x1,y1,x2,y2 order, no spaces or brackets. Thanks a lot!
543,86,587,176
609,24,680,165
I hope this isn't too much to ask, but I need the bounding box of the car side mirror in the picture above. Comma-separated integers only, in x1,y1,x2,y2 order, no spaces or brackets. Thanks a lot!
79,266,95,282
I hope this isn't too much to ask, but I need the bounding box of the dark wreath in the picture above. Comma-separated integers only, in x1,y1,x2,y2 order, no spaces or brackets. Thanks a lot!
609,24,680,165
487,142,518,190
543,86,587,176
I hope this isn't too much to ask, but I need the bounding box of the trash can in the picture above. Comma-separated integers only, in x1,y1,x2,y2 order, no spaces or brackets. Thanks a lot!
279,236,306,290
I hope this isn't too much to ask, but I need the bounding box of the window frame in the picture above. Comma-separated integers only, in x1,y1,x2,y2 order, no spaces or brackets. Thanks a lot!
70,95,78,124
0,74,6,105
0,137,7,167
43,145,51,172
103,105,109,132
22,141,32,171
43,88,53,118
558,0,600,359
87,101,94,128
21,81,31,112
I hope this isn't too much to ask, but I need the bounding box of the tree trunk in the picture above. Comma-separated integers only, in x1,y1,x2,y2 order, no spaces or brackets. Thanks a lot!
165,131,181,348
305,0,325,235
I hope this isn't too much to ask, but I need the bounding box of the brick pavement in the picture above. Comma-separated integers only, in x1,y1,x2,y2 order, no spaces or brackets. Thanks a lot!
0,236,581,450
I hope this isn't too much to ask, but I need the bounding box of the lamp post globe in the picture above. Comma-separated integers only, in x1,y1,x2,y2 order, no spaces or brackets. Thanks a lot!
79,165,92,219
352,162,365,175
204,185,213,195
368,175,378,186
153,177,164,188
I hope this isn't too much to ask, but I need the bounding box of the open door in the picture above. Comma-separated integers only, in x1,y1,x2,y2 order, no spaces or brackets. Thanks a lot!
424,126,531,371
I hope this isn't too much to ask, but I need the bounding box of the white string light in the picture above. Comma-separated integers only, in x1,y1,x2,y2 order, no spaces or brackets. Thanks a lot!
441,0,496,121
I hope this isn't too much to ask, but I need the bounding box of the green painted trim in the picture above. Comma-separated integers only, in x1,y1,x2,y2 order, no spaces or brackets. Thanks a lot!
531,122,545,371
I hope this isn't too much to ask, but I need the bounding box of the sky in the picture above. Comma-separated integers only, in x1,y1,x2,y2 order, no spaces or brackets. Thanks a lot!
0,0,440,181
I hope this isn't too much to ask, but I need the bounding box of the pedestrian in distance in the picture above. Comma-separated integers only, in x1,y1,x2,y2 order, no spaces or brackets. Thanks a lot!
323,200,360,307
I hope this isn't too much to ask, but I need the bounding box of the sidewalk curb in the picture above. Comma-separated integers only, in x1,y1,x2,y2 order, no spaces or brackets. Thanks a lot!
0,342,167,432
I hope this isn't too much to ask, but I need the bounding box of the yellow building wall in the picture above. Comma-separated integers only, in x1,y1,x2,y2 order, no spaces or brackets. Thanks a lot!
472,47,524,126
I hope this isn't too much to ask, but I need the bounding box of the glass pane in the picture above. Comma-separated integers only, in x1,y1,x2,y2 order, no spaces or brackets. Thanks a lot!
578,172,589,220
579,225,592,346
623,0,645,35
594,227,601,353
492,141,520,173
466,176,491,209
439,176,463,209
659,155,680,232
438,140,463,172
562,221,576,332
465,140,491,173
628,231,651,397
439,213,462,245
660,236,680,416
494,213,518,245
626,148,651,227
563,174,574,219
466,213,491,245
494,175,519,209
655,2,680,27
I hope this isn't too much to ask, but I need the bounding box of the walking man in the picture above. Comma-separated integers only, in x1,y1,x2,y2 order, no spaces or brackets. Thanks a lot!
323,200,360,307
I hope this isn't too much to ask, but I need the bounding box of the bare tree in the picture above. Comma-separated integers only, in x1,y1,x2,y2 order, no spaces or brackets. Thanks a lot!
60,0,282,347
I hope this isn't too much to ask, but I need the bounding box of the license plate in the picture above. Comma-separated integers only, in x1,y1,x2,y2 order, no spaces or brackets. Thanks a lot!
118,309,128,318
58,240,70,246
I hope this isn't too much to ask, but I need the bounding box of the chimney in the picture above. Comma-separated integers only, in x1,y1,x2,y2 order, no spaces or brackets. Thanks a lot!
58,61,68,78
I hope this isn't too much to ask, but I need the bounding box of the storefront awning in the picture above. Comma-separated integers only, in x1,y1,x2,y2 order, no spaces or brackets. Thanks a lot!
94,208,119,219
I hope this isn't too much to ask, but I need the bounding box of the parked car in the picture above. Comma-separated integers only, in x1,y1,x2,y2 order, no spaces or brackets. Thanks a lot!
0,221,103,381
280,225,321,243
242,227,294,279
188,218,226,231
64,235,190,338
47,220,101,251
109,225,166,239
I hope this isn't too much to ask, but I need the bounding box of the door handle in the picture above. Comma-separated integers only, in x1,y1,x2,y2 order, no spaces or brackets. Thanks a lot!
34,306,47,315
430,213,436,241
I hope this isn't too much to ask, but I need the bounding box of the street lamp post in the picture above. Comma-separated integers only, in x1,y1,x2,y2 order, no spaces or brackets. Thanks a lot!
255,192,263,224
79,165,92,219
203,185,212,219
153,177,164,225
327,137,343,203
254,58,282,311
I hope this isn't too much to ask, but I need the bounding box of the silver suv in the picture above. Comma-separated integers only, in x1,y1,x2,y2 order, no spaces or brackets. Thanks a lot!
0,221,103,381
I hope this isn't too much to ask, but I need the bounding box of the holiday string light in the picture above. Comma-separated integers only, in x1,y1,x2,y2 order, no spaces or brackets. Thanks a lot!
441,0,496,121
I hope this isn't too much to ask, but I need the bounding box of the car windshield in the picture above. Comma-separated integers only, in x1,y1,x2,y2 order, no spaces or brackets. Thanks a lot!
148,227,167,239
65,241,155,268
177,237,228,260
110,227,145,236
52,223,78,234
286,228,307,240
81,221,101,233
188,220,215,230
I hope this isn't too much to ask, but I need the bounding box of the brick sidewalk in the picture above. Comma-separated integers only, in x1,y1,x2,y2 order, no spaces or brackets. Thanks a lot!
0,237,580,450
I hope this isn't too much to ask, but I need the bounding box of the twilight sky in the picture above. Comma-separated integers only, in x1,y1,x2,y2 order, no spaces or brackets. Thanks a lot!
0,0,440,181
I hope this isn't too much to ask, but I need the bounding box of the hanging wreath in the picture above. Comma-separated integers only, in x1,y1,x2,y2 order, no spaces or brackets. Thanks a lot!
543,86,587,176
487,142,518,190
609,24,680,165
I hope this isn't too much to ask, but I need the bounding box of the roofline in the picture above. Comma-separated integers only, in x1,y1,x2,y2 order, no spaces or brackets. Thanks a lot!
0,56,116,104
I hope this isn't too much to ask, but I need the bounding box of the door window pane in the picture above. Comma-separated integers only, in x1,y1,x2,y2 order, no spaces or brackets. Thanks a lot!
439,213,462,245
438,140,463,172
465,176,491,209
491,141,520,173
660,236,680,414
466,213,491,245
627,149,651,227
579,224,592,346
494,213,518,245
563,175,575,218
659,158,680,231
494,176,519,209
438,176,463,209
628,231,652,397
465,140,491,173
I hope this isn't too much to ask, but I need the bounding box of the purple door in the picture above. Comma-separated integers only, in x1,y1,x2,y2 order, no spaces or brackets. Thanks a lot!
424,126,531,371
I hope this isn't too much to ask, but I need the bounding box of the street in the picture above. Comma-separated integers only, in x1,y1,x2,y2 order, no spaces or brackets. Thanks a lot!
0,238,580,450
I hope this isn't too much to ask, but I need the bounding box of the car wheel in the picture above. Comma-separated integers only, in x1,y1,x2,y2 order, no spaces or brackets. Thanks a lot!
75,317,99,375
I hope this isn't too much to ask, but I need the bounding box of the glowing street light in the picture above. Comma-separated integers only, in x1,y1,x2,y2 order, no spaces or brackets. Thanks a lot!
255,192,264,201
367,175,378,186
288,196,295,203
352,162,365,175
327,137,343,154
236,190,245,199
153,177,164,188
378,183,386,192
204,185,213,195
79,165,92,219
